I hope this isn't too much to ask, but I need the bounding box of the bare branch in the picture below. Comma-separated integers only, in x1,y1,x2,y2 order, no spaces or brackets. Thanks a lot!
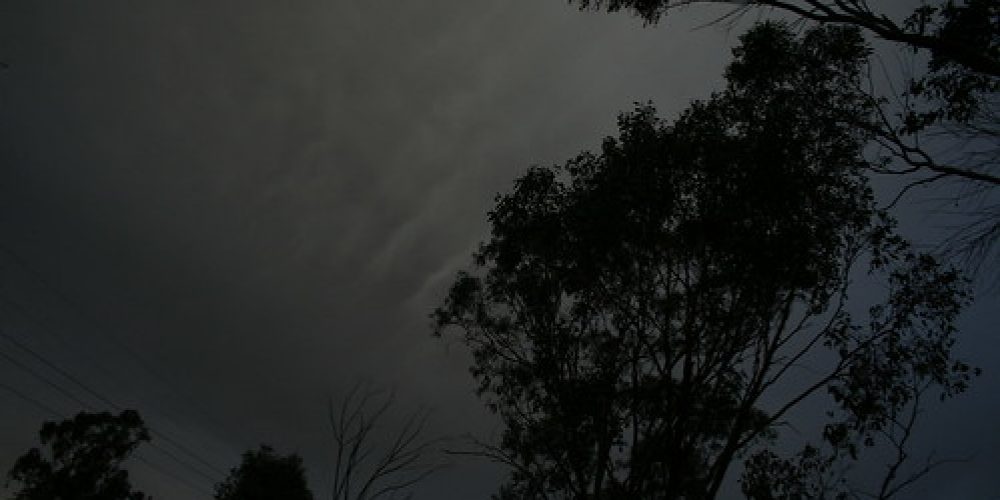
328,383,443,500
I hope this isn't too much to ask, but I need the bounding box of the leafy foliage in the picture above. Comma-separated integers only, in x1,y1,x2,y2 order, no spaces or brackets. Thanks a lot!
5,410,150,500
903,0,1000,129
572,0,1000,284
434,23,975,499
214,445,314,500
740,446,845,500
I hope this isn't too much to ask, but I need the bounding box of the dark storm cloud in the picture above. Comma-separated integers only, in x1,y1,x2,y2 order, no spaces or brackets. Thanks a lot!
1,1,996,498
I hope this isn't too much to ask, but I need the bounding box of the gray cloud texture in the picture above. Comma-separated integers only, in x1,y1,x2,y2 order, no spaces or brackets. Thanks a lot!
0,1,996,498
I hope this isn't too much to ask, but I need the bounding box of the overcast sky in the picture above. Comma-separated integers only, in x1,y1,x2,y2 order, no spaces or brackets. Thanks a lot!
0,1,997,498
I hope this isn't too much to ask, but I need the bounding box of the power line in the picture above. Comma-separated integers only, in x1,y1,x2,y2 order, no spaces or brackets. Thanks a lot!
0,290,236,474
0,328,119,409
0,382,215,498
0,334,224,490
0,326,229,478
0,244,257,496
0,256,243,460
0,289,239,472
0,244,245,448
133,452,217,498
0,344,96,410
0,380,63,419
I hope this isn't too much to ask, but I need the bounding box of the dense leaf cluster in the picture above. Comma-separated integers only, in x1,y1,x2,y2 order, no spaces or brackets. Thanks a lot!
6,411,150,500
572,0,1000,283
214,445,314,500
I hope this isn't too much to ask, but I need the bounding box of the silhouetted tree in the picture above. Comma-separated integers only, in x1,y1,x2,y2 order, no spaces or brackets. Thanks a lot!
328,384,441,500
570,0,1000,283
434,22,976,499
6,410,150,500
214,445,313,500
577,0,998,78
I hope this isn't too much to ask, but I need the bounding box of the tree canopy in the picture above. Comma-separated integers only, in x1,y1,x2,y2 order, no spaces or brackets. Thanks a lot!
214,445,314,500
433,22,976,499
571,0,1000,283
5,410,150,500
573,0,999,81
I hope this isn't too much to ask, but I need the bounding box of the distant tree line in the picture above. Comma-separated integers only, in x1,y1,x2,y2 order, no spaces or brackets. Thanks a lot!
6,389,438,500
3,411,314,500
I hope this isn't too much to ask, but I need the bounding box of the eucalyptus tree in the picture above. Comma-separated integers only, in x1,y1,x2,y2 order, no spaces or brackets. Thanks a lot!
570,0,1000,283
6,411,150,500
433,22,976,499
